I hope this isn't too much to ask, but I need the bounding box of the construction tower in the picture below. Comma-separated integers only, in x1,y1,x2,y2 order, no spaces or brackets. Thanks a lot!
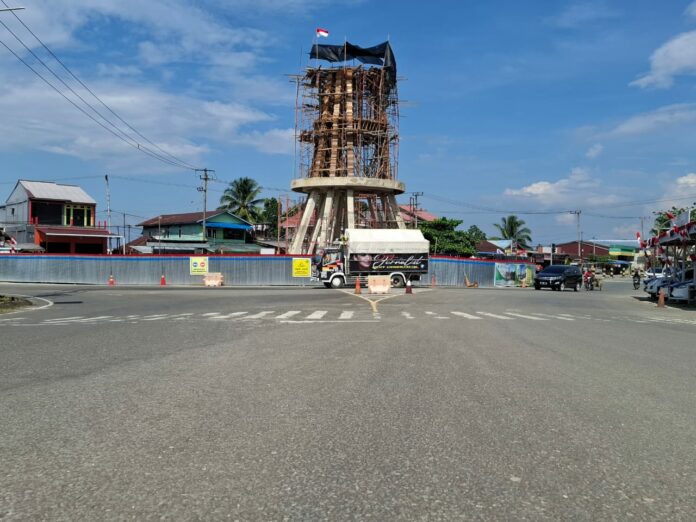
288,41,406,255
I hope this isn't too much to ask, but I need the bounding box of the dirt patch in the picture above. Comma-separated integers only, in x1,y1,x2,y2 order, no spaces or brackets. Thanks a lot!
0,295,32,313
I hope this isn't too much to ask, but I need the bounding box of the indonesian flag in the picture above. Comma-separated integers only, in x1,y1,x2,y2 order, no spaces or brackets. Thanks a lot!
665,211,675,220
316,28,329,38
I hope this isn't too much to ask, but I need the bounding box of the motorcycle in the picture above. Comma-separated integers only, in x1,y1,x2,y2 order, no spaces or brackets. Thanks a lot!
632,275,641,290
584,275,594,291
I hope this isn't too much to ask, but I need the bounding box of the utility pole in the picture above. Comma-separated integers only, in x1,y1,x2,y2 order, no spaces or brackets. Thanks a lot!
196,168,215,246
569,210,581,261
409,191,423,228
105,174,111,255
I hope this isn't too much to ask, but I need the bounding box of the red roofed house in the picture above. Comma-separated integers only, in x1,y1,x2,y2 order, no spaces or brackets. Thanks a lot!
0,180,114,253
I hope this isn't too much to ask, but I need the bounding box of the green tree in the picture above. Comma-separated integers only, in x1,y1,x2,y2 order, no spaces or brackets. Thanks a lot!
418,218,477,256
491,215,532,250
218,177,264,222
466,225,487,244
260,198,279,237
651,206,686,236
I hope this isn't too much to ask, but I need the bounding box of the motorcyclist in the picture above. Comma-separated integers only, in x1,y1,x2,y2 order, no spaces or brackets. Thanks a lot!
583,268,596,288
632,268,641,289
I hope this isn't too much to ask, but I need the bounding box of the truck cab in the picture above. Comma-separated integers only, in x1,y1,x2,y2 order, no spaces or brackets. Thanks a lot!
313,248,347,288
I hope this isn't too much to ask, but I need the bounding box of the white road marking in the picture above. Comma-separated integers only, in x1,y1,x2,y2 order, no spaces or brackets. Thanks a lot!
278,319,379,320
505,312,548,321
201,312,221,317
477,311,514,320
245,311,275,319
451,312,481,320
275,310,302,319
531,313,574,321
306,310,328,320
209,312,248,319
401,311,414,319
43,316,85,322
80,315,113,321
339,311,354,320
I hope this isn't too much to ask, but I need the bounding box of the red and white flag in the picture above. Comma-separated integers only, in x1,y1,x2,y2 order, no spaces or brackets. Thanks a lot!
316,28,329,38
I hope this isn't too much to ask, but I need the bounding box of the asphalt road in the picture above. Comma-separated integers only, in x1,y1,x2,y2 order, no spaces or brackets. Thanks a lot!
1,280,695,520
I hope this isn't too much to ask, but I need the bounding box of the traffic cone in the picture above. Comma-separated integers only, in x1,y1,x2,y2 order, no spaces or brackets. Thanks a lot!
355,277,361,295
108,274,115,286
431,274,437,287
160,274,167,286
657,288,665,308
405,279,412,294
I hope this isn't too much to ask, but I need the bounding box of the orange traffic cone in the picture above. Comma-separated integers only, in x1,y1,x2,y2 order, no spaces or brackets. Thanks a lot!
355,277,361,295
160,274,167,286
657,288,665,308
405,279,412,294
108,274,115,286
431,274,437,287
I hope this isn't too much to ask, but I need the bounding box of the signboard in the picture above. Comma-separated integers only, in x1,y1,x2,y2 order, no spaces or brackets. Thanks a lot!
189,256,209,275
348,253,428,273
494,263,533,287
292,258,311,278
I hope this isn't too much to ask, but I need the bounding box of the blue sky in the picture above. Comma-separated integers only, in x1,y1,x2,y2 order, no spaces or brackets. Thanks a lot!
2,1,696,244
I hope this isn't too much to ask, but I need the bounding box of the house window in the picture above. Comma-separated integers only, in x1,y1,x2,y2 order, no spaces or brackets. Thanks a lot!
206,228,216,239
63,205,92,226
223,228,245,241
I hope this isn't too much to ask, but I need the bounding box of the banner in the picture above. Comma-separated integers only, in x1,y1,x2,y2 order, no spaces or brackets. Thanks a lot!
292,258,311,278
348,253,428,273
189,256,209,275
494,263,533,287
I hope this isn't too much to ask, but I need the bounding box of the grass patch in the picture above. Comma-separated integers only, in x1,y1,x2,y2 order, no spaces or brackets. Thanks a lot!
0,295,32,313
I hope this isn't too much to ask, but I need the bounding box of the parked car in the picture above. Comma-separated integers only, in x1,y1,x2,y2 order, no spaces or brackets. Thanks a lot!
534,265,583,291
644,267,664,280
669,281,696,302
645,269,693,300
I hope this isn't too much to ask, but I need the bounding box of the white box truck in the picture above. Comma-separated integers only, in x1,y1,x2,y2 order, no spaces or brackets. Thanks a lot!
312,228,430,288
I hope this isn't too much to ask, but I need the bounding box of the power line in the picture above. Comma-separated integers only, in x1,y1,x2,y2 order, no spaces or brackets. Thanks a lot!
0,12,199,171
0,37,198,170
0,0,200,171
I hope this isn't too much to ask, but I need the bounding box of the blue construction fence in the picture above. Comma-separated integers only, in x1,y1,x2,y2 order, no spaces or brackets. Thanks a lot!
0,254,536,288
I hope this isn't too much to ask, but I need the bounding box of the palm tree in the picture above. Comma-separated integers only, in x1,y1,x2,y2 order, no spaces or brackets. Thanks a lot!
492,215,532,250
218,177,264,222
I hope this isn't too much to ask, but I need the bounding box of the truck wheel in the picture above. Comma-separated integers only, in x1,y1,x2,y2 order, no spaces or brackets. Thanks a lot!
330,277,345,289
390,275,405,288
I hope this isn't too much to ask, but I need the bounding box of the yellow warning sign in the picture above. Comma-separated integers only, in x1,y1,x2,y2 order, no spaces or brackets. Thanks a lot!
190,256,209,275
292,258,311,278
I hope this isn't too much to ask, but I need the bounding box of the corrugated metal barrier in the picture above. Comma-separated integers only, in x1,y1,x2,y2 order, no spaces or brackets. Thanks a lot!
0,254,535,287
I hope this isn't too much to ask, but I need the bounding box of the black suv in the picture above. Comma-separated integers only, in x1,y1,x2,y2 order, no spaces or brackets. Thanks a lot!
534,265,583,291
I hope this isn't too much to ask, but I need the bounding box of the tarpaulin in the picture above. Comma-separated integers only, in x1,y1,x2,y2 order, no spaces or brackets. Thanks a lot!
308,41,396,90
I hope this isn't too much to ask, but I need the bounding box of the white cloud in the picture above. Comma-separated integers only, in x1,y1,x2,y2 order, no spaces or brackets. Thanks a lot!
234,128,295,155
631,31,696,89
687,1,696,18
585,143,604,159
649,173,696,214
0,77,283,165
504,167,619,208
549,2,620,28
610,104,696,136
0,1,311,168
